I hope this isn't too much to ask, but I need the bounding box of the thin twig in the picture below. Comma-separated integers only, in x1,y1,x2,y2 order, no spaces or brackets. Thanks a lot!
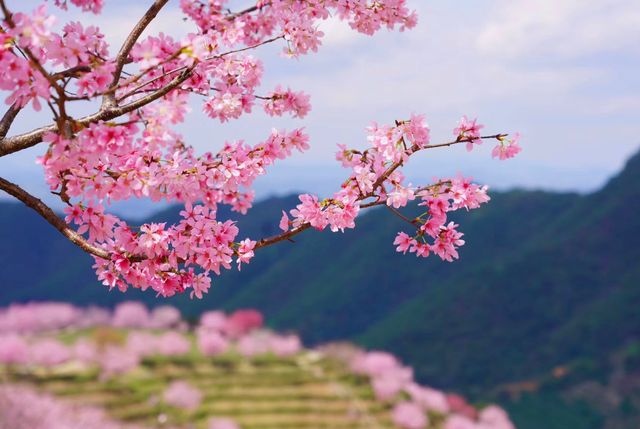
386,205,419,227
105,0,170,107
0,65,195,157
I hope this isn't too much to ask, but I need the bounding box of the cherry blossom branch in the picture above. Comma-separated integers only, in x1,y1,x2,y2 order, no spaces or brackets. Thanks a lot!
117,34,285,102
254,197,388,249
425,135,506,150
255,224,312,249
0,1,63,95
0,66,195,157
369,134,505,192
0,176,110,259
113,52,183,102
253,134,507,251
105,0,170,107
0,34,283,157
51,65,92,80
227,4,262,20
386,205,418,227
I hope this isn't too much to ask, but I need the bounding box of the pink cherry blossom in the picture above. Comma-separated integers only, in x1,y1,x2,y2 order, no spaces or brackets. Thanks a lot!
73,338,98,364
200,311,227,331
53,0,103,14
492,133,522,160
447,394,479,420
371,366,414,401
430,222,466,262
0,334,29,365
236,238,256,270
126,331,159,357
351,351,400,377
392,402,429,429
225,309,264,339
29,339,71,367
197,329,230,356
445,415,479,429
405,383,450,413
387,185,416,209
98,346,140,379
156,331,190,356
279,210,290,231
454,116,484,151
478,405,516,429
112,302,150,328
268,334,302,357
264,86,311,118
236,332,271,357
149,306,182,329
394,232,417,254
208,417,241,429
0,301,518,429
0,384,145,429
163,381,202,411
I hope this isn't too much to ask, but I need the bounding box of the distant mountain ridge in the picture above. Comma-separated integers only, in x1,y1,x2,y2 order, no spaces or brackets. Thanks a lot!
2,150,640,429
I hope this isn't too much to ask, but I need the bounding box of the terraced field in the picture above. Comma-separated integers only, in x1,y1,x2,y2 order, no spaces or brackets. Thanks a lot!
1,304,510,429
3,348,419,429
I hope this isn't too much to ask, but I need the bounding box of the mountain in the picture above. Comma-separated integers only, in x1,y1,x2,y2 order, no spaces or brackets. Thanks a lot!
1,150,640,428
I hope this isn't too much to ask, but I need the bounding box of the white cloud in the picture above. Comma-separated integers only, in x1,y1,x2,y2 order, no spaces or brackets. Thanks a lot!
597,95,640,115
477,0,640,59
11,0,194,54
317,16,365,48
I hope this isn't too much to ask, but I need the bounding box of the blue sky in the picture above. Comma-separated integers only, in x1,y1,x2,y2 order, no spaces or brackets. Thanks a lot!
1,0,639,218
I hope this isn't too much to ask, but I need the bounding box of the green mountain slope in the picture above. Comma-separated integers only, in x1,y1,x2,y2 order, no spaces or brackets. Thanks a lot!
360,150,640,391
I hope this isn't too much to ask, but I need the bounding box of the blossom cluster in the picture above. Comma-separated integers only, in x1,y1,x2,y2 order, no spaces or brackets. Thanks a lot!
281,115,514,264
44,125,310,297
0,0,416,114
163,380,203,411
349,350,515,429
392,175,490,262
0,385,145,429
0,302,301,378
0,301,182,334
0,383,242,429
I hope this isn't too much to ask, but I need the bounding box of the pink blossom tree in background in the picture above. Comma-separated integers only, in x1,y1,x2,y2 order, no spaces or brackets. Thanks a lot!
0,302,517,429
0,0,521,299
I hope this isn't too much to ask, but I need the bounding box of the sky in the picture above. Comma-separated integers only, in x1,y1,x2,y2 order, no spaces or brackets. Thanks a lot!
1,0,639,218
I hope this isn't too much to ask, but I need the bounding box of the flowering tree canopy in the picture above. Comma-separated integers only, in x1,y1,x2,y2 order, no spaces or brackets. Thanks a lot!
0,0,521,299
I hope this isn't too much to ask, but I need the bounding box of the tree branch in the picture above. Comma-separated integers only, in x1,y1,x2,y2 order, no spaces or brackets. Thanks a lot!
255,197,387,250
0,176,111,259
0,66,195,157
370,134,506,191
105,0,170,107
386,205,419,227
255,224,312,249
0,103,21,140
0,31,282,158
253,135,507,250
